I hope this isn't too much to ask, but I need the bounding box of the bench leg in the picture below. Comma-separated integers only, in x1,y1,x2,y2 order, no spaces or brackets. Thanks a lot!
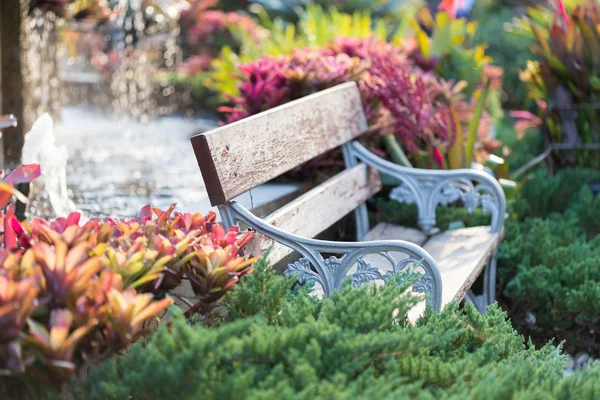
466,251,497,313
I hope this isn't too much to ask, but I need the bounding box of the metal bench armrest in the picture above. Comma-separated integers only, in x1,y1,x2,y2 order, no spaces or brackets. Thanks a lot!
222,201,443,312
347,142,507,234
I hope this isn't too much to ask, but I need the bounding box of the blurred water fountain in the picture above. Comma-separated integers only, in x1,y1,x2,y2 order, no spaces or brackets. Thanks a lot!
56,0,187,118
24,107,217,218
22,113,76,217
23,8,63,127
19,1,298,220
105,0,185,120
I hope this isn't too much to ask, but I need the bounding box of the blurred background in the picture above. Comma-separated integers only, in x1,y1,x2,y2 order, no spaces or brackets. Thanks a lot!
0,0,545,219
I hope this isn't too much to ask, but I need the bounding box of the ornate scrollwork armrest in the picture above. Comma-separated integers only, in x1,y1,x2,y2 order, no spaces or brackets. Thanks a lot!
224,201,443,312
286,241,443,312
348,142,506,234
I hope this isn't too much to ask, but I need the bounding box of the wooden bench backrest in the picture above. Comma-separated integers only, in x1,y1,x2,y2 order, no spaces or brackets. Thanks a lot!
246,163,381,263
191,82,368,205
191,82,380,263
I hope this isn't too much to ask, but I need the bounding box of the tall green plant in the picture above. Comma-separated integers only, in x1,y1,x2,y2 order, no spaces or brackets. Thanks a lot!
250,0,419,23
406,8,491,94
515,0,600,169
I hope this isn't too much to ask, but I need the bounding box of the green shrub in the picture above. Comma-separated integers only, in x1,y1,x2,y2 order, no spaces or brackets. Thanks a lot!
494,115,544,173
498,170,600,356
372,197,491,231
84,258,600,399
510,169,600,219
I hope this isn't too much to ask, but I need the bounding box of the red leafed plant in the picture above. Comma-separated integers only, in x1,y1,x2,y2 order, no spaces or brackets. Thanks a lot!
175,0,267,88
367,55,455,162
220,38,481,168
0,195,256,388
219,51,366,124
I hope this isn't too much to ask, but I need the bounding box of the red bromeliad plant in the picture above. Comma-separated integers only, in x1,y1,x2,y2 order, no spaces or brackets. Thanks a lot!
220,36,500,170
366,55,455,167
219,51,365,123
186,224,255,302
172,0,268,96
0,235,173,387
0,200,256,388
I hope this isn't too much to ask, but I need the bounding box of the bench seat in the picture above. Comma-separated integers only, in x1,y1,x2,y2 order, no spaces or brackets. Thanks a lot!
191,82,506,320
363,224,503,322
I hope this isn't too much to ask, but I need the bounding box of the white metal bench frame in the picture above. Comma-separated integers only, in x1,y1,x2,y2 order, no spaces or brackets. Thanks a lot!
191,82,506,316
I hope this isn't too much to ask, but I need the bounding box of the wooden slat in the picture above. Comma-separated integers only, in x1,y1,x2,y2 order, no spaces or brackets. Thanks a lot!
424,226,502,308
407,226,503,323
245,163,381,265
363,222,428,247
191,82,367,206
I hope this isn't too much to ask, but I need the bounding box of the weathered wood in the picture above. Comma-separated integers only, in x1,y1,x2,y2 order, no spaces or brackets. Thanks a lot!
423,226,502,308
245,163,381,265
191,82,367,205
363,222,428,247
248,183,311,218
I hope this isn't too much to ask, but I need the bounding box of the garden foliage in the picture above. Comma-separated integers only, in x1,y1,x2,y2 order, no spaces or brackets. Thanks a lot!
373,165,600,357
499,169,600,355
218,35,501,170
164,0,268,102
86,258,600,399
249,0,415,24
514,0,600,168
471,2,535,109
190,3,504,171
0,196,255,390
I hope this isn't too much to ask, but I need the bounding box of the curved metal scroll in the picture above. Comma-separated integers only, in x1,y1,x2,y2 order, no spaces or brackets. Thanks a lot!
225,201,443,312
347,142,506,234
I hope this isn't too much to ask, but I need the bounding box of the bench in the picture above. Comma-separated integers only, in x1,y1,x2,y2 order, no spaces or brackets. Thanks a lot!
191,82,506,321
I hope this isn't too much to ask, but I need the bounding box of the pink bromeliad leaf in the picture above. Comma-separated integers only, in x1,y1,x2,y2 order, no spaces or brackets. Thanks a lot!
50,212,82,233
556,0,569,27
138,204,152,222
3,164,41,184
4,206,16,250
10,216,31,248
212,224,225,243
224,226,239,246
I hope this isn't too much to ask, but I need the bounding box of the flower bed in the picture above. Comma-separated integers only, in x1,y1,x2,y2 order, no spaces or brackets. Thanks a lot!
212,6,503,171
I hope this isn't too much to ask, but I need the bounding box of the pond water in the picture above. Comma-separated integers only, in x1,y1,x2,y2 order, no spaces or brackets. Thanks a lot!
27,106,299,219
